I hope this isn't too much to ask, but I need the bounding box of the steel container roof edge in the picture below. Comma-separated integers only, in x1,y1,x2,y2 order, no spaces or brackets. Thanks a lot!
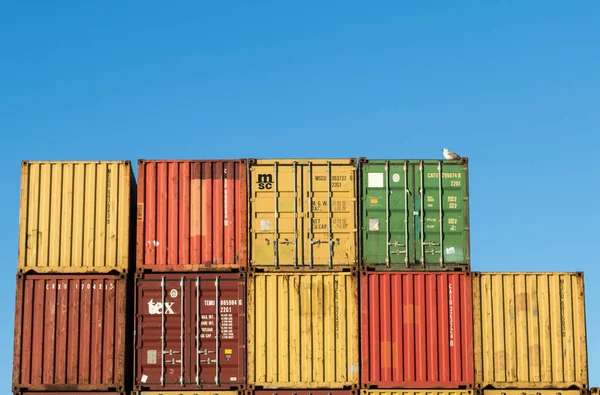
362,390,474,395
136,159,248,272
472,272,588,390
360,271,474,389
18,160,136,274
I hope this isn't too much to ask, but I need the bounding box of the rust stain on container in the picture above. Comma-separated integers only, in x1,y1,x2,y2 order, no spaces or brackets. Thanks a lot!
473,272,588,390
361,271,474,389
247,271,359,388
137,160,247,272
12,274,129,392
18,160,136,274
362,390,473,395
135,272,246,391
483,390,586,395
138,392,241,395
251,391,358,395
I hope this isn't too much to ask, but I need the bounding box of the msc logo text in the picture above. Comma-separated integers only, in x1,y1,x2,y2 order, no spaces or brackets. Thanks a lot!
257,174,273,190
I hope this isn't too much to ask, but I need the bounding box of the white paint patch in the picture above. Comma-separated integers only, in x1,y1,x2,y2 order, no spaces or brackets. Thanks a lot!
170,289,178,298
260,219,271,231
147,350,157,364
368,173,384,188
141,374,148,383
148,240,160,247
392,173,400,183
230,377,237,381
445,246,456,254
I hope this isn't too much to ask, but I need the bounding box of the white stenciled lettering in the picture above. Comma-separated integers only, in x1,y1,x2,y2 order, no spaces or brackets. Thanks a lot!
147,299,175,315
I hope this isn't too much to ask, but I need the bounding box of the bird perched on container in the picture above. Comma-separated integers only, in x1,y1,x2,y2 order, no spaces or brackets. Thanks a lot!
442,148,461,160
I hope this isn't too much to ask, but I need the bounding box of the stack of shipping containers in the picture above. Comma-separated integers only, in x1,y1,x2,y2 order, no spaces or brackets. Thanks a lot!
13,160,136,395
358,158,474,395
246,158,360,395
11,156,593,395
133,159,248,395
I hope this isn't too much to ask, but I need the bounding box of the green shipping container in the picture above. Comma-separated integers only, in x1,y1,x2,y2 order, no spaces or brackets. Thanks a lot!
359,158,470,271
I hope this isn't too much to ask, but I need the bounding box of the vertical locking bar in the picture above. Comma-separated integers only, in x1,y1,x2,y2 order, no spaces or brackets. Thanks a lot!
308,162,314,268
327,161,333,268
179,278,184,386
420,160,425,267
438,161,444,267
214,276,220,385
293,162,298,268
385,160,390,268
273,162,279,268
160,276,166,386
195,278,200,385
403,161,409,267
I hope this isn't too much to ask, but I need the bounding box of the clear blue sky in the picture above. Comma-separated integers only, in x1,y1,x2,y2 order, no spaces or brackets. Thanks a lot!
1,0,598,389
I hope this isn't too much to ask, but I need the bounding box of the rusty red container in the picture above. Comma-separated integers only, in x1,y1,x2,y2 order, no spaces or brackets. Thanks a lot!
12,274,130,393
137,159,247,272
360,271,474,389
134,272,246,391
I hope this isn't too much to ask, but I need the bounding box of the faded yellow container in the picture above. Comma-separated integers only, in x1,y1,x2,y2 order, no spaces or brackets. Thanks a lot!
362,391,474,395
473,272,588,390
18,161,135,274
247,271,359,388
138,392,240,395
482,391,586,395
248,158,358,269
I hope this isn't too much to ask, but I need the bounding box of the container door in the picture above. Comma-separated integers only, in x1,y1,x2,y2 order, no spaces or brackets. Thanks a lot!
194,276,245,387
250,160,356,269
412,161,468,267
361,161,413,267
303,161,356,268
137,276,186,387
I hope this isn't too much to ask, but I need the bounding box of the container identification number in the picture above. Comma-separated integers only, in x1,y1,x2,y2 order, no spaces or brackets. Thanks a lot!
46,283,115,291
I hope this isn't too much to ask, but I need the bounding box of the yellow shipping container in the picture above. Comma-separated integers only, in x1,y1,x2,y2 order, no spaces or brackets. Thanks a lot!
473,272,588,390
483,391,586,395
248,158,357,269
137,392,240,395
18,161,135,274
247,272,359,388
362,391,473,395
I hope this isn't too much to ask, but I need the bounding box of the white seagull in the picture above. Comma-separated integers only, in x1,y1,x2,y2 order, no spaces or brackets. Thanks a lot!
442,148,462,160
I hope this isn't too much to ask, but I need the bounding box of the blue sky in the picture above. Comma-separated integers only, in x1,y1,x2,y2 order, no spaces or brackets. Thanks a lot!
1,0,598,389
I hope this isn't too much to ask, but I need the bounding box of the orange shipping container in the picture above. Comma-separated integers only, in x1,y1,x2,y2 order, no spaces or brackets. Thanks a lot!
137,160,247,272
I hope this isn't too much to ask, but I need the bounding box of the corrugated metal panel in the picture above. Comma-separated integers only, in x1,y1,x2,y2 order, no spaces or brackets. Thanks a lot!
361,272,474,388
362,390,473,395
12,274,129,392
359,158,470,271
473,272,588,390
139,392,241,395
137,160,247,272
247,272,359,388
134,272,246,391
248,158,358,269
483,390,586,395
18,161,135,274
15,392,125,395
252,391,357,395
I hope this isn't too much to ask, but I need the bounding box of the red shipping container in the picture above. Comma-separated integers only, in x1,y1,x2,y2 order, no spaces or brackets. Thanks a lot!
135,272,246,391
360,271,474,389
12,274,130,393
137,159,247,272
